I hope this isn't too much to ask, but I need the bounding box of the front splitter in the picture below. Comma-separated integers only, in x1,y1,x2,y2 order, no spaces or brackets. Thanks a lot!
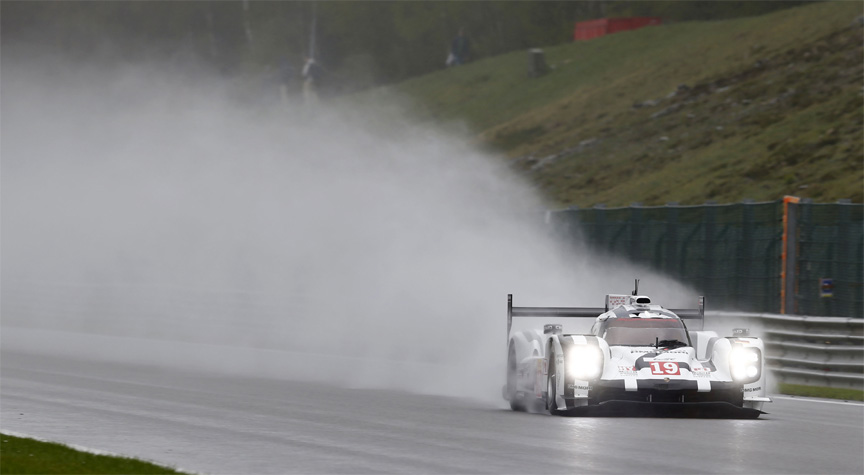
560,400,765,419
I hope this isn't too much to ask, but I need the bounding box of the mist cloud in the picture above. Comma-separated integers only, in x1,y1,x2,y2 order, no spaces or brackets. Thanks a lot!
1,51,694,402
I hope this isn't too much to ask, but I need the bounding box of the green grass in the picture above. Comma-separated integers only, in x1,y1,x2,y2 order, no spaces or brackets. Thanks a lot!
778,383,864,401
0,434,183,475
356,1,863,207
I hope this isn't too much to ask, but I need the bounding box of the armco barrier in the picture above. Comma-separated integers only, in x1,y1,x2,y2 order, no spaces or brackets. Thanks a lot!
3,281,862,392
709,311,864,390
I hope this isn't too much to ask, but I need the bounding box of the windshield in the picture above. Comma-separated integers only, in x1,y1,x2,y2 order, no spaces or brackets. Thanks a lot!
600,318,689,347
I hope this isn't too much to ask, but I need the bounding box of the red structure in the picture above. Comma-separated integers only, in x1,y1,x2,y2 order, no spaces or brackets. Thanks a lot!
573,17,662,41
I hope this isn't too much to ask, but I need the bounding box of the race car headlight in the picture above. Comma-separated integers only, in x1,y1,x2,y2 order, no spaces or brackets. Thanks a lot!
566,345,604,381
730,347,762,383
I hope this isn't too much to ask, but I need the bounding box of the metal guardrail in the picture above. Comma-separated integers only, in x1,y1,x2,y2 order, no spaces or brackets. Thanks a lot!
3,281,861,390
709,311,864,390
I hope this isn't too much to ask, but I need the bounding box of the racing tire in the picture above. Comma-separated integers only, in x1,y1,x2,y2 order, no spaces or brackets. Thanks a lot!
507,345,527,412
547,352,562,416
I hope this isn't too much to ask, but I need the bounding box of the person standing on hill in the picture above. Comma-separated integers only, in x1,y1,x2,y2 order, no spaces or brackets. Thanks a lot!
302,56,321,104
449,28,471,66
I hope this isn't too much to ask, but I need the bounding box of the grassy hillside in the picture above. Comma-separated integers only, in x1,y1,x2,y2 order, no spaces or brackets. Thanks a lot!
376,1,863,207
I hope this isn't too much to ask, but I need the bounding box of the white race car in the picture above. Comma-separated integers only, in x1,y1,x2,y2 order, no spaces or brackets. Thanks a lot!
504,289,771,418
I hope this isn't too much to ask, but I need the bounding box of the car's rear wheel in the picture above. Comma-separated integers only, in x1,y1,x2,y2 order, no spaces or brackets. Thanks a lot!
507,345,526,412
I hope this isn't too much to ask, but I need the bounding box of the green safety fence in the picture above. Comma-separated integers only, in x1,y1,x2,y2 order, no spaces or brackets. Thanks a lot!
795,202,864,318
548,199,863,318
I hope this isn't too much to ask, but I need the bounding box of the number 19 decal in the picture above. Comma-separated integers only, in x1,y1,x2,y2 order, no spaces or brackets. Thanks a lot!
649,361,680,375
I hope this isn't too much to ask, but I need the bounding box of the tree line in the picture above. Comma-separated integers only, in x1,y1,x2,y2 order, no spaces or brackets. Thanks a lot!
2,1,811,93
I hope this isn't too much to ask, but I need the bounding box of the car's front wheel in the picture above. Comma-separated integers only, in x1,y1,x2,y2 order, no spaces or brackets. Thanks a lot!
546,353,562,415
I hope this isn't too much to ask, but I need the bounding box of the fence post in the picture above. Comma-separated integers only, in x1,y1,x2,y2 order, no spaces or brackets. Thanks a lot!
665,203,678,276
594,204,606,246
781,196,801,314
703,201,717,296
740,200,754,307
836,200,851,317
630,203,642,261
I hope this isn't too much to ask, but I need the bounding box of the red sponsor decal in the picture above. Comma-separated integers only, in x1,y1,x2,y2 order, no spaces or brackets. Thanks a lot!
649,361,680,375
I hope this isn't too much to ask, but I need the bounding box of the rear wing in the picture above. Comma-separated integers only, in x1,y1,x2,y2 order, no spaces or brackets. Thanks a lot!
670,296,706,330
507,294,603,341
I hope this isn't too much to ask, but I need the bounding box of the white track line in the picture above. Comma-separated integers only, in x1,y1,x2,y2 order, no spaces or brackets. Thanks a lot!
772,395,864,407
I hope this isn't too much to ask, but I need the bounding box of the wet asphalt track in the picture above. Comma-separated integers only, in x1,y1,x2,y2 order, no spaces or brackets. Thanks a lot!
2,335,862,474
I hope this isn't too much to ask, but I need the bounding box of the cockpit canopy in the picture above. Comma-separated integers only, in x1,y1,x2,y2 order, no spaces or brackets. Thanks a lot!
595,317,690,347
